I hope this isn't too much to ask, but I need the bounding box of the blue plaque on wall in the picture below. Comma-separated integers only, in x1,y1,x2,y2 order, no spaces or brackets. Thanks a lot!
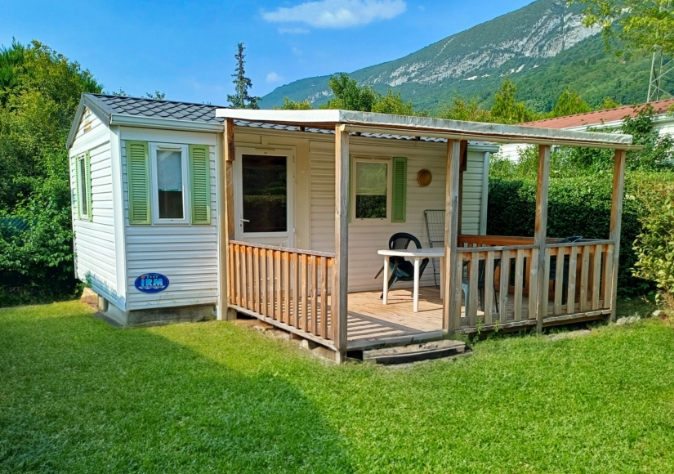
135,273,169,293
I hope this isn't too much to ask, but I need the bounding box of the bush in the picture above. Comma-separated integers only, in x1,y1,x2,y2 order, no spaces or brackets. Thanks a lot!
0,173,82,307
633,182,674,307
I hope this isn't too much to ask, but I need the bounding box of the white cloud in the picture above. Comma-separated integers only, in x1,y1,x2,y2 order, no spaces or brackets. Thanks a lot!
262,0,406,29
279,27,310,34
266,72,282,83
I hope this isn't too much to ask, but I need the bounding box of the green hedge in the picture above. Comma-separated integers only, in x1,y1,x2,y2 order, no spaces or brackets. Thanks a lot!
487,173,674,296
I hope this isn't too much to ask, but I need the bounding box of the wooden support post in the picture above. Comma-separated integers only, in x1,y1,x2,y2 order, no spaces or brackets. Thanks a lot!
443,140,462,332
333,124,349,360
535,145,551,334
217,118,237,321
609,149,626,322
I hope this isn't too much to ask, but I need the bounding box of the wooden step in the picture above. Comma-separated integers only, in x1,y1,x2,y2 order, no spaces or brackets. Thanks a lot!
362,339,468,365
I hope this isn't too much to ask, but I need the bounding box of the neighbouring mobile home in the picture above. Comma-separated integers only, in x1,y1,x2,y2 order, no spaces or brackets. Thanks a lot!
67,94,637,361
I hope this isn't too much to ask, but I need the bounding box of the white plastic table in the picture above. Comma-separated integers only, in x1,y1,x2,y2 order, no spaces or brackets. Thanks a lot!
377,248,445,312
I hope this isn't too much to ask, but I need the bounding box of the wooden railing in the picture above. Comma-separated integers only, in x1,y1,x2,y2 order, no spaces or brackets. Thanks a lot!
455,237,615,330
227,241,336,345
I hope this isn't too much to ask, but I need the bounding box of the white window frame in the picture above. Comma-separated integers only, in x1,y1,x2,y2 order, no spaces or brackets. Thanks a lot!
351,156,392,222
149,142,190,225
76,154,89,220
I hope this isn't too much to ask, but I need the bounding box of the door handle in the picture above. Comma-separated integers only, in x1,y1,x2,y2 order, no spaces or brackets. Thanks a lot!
240,219,250,223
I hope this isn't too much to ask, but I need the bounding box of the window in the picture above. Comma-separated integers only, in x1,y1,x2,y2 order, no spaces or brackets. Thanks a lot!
354,160,388,219
78,156,88,217
127,141,210,226
241,154,287,233
150,143,190,224
75,152,92,221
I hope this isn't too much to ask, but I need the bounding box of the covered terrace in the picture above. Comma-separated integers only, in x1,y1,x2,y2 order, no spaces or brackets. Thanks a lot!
214,109,639,362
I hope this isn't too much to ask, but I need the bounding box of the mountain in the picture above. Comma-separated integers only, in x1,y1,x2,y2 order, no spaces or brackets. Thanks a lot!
260,0,670,112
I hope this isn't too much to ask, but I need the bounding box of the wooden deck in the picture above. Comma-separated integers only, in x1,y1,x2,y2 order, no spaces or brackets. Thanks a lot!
347,287,445,350
346,286,610,350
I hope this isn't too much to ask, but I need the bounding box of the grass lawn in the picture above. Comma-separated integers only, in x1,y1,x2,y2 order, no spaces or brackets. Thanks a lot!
1,299,673,473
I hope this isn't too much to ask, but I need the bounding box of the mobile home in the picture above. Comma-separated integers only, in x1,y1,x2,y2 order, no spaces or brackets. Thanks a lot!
67,94,636,361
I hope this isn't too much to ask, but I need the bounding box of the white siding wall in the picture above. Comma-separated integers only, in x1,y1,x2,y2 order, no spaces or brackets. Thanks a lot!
309,138,490,292
120,129,219,311
462,151,486,235
70,109,123,306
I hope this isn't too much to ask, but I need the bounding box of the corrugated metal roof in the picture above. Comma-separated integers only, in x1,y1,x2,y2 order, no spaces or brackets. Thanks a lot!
521,98,674,129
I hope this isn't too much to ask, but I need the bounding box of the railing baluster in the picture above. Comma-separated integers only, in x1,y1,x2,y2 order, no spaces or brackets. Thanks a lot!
246,247,255,310
253,247,260,313
499,249,510,322
260,249,268,316
292,253,299,327
311,255,318,335
528,249,538,321
468,251,479,326
275,250,281,321
320,257,328,338
454,255,464,326
301,254,308,331
592,244,602,310
484,251,495,325
283,251,290,324
234,245,241,306
553,247,564,315
241,246,248,309
580,245,590,312
567,246,578,314
542,248,551,317
514,249,524,320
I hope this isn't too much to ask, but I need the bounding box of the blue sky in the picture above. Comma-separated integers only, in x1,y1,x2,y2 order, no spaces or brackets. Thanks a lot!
2,0,534,104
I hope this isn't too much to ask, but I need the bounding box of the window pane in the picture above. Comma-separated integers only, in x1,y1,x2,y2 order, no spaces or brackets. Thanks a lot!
242,154,287,233
157,149,184,219
356,162,387,219
79,158,88,216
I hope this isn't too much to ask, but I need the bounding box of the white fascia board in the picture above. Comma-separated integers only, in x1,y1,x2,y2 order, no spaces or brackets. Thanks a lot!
216,108,341,123
109,114,224,133
215,108,634,146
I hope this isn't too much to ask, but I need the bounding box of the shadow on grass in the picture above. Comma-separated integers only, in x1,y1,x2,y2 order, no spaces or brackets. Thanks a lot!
0,306,352,473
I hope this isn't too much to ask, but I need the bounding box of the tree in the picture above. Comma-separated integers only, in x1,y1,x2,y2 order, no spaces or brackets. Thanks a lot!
490,77,539,124
438,97,492,122
599,97,621,110
550,87,592,117
227,43,260,109
323,73,378,111
0,40,103,304
371,90,414,115
571,0,674,56
322,73,415,115
275,97,312,110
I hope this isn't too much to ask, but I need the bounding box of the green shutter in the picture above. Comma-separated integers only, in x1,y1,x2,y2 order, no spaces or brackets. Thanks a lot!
85,151,93,222
391,157,407,223
127,141,151,225
189,145,211,224
75,157,82,219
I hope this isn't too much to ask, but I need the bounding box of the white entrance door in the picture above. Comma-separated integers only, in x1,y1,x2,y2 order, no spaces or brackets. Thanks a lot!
233,147,295,248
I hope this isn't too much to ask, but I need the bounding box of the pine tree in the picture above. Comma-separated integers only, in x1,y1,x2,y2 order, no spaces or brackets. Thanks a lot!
227,43,260,109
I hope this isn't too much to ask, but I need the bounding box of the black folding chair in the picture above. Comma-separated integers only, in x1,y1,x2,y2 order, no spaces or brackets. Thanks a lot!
374,233,430,297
